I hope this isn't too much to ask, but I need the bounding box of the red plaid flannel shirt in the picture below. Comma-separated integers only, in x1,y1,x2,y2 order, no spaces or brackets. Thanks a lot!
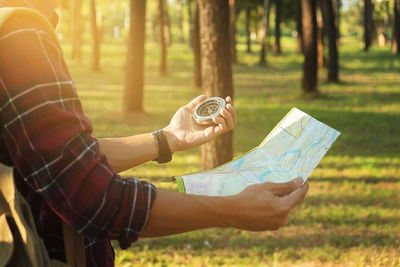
0,5,156,267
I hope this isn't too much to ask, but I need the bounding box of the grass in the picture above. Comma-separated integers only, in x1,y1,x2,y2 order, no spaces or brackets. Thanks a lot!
64,36,400,266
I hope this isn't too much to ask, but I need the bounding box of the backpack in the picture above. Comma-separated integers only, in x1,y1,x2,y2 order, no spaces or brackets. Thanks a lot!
0,7,85,267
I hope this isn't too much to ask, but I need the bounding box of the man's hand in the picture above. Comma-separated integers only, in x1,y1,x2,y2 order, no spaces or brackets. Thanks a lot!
164,95,236,152
141,178,308,237
223,178,308,231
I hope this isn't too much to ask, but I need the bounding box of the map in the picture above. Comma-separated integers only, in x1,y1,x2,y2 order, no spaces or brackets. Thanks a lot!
175,108,341,196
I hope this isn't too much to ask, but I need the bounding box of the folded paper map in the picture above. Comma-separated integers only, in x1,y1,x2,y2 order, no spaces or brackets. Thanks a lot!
176,107,341,196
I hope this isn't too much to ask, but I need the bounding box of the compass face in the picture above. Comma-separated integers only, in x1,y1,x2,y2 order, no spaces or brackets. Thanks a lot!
198,101,220,116
193,97,226,125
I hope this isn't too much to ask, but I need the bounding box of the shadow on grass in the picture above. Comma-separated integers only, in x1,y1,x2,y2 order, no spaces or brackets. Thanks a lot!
134,230,400,252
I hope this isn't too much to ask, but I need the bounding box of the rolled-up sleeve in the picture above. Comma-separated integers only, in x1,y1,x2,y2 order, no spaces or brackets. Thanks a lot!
0,17,155,248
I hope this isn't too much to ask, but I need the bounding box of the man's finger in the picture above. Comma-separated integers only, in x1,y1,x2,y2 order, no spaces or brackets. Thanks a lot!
186,95,207,111
220,108,234,130
226,103,236,124
263,177,303,196
282,182,309,209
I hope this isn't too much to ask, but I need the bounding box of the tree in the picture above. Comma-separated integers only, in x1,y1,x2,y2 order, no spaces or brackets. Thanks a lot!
188,0,193,47
192,2,202,87
198,0,233,170
245,1,252,52
176,0,185,43
316,0,324,68
259,0,271,65
295,0,304,54
71,0,82,63
89,0,100,71
159,0,168,75
323,0,339,82
124,0,146,112
334,0,341,45
274,0,282,55
301,0,318,95
394,0,400,54
229,0,237,63
364,0,374,51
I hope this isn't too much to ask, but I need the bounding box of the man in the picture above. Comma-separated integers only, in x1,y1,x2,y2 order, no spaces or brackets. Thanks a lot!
0,0,308,266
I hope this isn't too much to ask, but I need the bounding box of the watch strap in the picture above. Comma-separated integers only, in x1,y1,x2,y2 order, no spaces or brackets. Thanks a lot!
152,129,173,164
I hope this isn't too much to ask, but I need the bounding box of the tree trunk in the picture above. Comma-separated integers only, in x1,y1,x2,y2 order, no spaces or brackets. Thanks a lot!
324,0,339,83
316,0,324,68
245,2,252,53
198,0,233,170
229,0,237,64
176,0,185,43
159,0,167,75
301,0,318,95
364,0,373,51
124,0,146,112
393,0,400,54
295,0,304,54
89,0,100,71
274,0,282,55
193,3,202,88
259,0,271,65
334,0,341,46
165,4,172,46
71,0,82,63
188,0,193,47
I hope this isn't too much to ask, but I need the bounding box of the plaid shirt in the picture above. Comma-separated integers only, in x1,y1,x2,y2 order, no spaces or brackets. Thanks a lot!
0,5,156,267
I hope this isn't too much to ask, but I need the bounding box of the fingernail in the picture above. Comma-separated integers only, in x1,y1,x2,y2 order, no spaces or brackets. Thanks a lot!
294,177,303,186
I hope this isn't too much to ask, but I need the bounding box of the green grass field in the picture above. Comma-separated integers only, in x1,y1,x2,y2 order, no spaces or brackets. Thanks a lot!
64,37,400,266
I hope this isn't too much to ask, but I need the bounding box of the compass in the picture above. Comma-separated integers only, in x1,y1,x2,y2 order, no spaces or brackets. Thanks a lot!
192,97,226,125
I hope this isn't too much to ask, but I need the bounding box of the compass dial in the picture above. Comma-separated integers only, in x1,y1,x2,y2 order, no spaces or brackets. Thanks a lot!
193,97,226,125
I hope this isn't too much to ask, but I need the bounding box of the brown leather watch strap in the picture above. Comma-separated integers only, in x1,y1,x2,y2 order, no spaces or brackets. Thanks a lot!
152,129,173,164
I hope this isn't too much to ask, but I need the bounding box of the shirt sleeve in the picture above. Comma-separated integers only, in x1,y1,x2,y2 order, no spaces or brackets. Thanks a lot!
0,16,156,248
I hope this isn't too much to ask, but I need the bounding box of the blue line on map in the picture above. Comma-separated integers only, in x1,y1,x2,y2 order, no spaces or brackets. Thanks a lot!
233,157,246,169
277,149,301,161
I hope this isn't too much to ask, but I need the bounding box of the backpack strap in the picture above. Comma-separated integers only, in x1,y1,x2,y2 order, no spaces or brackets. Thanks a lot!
62,222,86,267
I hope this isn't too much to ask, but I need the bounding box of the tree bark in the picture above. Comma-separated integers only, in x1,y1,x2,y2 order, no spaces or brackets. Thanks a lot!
393,0,400,54
324,0,339,83
71,0,82,64
334,0,341,46
124,0,146,112
89,0,100,71
159,0,167,75
364,0,373,51
301,0,318,95
229,0,237,64
274,0,282,55
316,0,324,68
193,2,202,88
188,0,193,48
259,0,271,65
245,2,252,53
176,0,185,43
198,0,233,170
295,0,304,54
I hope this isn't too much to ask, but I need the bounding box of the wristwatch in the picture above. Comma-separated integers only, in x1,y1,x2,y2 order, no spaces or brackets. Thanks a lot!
152,129,173,164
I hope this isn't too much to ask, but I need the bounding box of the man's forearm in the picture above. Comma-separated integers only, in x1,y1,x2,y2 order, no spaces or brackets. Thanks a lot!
140,179,309,238
140,189,230,237
98,133,159,172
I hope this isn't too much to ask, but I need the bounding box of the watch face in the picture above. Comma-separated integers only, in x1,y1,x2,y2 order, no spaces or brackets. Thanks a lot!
193,97,226,125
